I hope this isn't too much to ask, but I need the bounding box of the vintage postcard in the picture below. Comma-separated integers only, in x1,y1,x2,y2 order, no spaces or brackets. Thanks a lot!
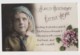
2,3,78,51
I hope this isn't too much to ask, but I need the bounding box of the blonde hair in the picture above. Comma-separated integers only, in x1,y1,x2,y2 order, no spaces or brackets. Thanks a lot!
27,14,35,33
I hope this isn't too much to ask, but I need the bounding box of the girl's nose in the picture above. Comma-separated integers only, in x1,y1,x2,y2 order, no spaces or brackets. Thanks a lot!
19,19,23,25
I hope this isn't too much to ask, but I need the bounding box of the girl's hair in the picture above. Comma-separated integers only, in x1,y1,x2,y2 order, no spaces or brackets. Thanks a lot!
10,6,35,33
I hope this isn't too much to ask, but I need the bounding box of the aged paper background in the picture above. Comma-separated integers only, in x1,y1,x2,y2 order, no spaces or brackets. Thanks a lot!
34,3,78,51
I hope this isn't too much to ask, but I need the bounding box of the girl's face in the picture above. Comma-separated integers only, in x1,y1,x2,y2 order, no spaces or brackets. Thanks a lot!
14,12,29,34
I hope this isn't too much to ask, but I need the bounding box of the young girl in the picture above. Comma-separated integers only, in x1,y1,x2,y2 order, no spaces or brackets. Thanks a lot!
4,6,37,51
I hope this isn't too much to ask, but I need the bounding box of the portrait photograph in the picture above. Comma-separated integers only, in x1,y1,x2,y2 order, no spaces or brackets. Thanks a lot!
2,4,37,51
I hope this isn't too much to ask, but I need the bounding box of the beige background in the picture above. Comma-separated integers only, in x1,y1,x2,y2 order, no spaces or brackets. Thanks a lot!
34,3,78,51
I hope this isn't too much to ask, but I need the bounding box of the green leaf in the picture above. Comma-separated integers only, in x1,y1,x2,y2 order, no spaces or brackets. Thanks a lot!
73,28,78,33
67,25,72,30
75,43,78,48
74,42,78,48
60,46,66,51
56,37,61,43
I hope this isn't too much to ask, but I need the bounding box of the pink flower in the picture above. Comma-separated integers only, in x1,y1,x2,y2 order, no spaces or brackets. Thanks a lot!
62,30,77,47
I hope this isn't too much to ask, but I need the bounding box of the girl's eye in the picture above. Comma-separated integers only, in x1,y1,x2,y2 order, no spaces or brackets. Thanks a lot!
23,18,27,21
